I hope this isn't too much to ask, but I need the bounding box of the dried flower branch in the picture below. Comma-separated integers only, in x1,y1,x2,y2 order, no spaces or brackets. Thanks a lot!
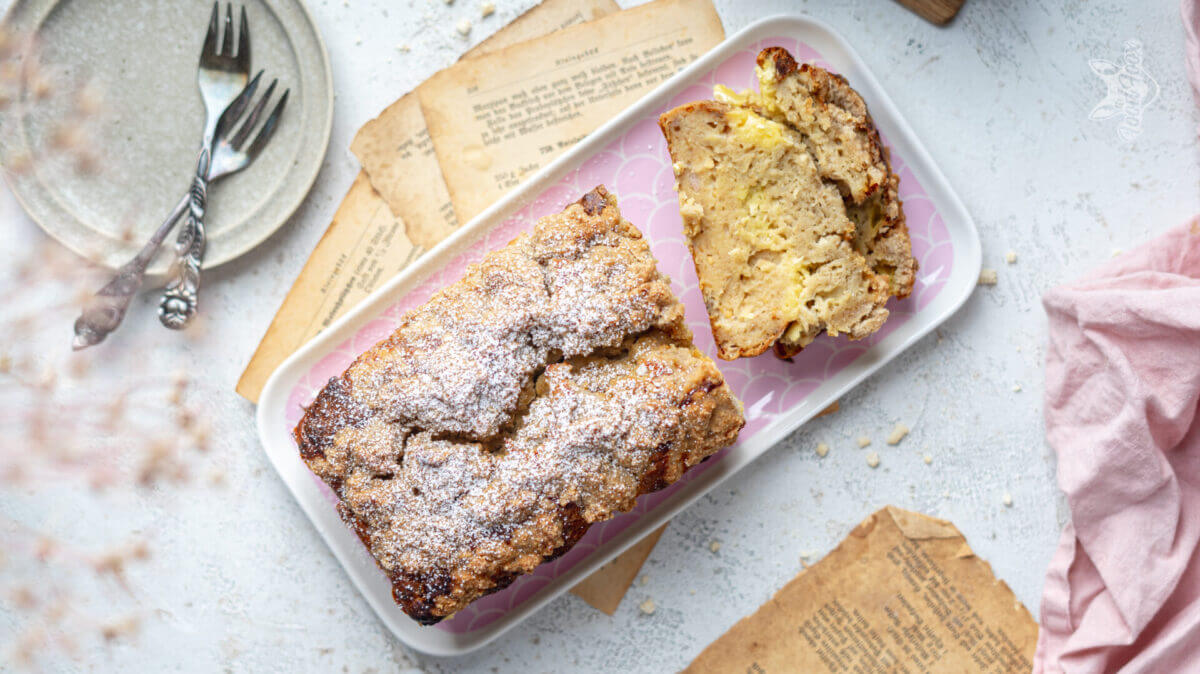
0,24,219,669
0,26,103,176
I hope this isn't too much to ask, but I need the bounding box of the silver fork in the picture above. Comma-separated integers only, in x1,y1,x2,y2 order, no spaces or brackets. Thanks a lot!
159,75,289,328
72,3,250,349
196,3,252,161
157,3,255,330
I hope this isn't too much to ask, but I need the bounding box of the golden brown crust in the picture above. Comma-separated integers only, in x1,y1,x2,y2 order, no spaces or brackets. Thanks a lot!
846,149,916,299
756,48,885,202
772,339,803,360
759,46,800,78
294,186,743,624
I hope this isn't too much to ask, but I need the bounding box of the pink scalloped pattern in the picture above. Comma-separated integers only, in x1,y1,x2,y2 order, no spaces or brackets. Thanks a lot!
282,37,953,633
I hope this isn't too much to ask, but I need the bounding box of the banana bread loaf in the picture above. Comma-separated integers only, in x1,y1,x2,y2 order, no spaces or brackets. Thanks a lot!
294,186,744,624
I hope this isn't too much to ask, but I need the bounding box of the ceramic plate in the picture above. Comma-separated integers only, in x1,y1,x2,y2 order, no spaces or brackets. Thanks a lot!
0,0,332,274
257,15,981,656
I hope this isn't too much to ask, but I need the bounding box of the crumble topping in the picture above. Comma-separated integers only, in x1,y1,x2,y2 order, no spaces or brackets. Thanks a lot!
295,187,743,623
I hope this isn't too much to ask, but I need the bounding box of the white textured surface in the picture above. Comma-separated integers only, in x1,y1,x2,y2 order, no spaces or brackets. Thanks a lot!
2,0,1198,671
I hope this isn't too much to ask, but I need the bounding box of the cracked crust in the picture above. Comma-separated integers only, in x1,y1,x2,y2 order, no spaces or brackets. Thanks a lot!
294,186,744,624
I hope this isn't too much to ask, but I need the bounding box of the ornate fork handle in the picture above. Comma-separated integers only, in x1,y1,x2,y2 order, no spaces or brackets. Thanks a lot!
71,193,190,349
158,150,210,329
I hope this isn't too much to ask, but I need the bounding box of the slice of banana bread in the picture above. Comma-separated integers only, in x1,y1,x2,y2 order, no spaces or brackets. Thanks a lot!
294,186,744,624
659,101,890,360
660,47,917,360
754,47,917,300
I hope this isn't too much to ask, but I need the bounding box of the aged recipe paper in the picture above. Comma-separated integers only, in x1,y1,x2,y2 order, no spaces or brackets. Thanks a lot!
686,507,1038,673
570,524,667,615
240,0,722,399
238,0,620,402
235,173,418,402
419,0,725,223
351,0,619,250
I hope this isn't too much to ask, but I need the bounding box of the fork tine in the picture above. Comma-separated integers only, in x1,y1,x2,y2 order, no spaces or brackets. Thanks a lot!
245,90,289,159
236,6,251,73
202,2,219,58
221,3,234,57
216,69,263,139
232,79,277,150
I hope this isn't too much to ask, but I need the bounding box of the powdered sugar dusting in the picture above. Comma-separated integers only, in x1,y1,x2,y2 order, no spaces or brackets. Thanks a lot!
294,187,742,622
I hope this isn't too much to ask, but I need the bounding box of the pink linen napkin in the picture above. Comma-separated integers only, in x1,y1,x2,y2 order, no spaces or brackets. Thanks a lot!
1186,0,1200,117
1033,219,1200,672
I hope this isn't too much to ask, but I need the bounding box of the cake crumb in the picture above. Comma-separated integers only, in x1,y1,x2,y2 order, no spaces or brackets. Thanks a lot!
815,442,830,458
1002,492,1013,507
866,451,880,468
1012,383,1022,393
456,18,472,35
355,36,363,45
689,589,696,595
639,599,656,615
481,0,495,16
709,540,721,553
638,575,648,587
1005,250,1017,264
817,400,840,417
923,453,933,465
396,43,410,52
978,268,998,285
1112,248,1123,257
886,423,909,445
856,436,871,448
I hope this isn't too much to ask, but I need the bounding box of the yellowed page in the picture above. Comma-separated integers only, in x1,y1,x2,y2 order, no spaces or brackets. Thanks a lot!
242,0,616,400
570,524,668,614
419,0,725,223
236,173,418,403
350,95,455,249
470,0,619,55
685,507,1038,673
351,0,620,249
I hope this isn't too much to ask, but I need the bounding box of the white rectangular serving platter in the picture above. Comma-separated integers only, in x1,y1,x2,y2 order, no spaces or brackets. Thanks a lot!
256,15,981,657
